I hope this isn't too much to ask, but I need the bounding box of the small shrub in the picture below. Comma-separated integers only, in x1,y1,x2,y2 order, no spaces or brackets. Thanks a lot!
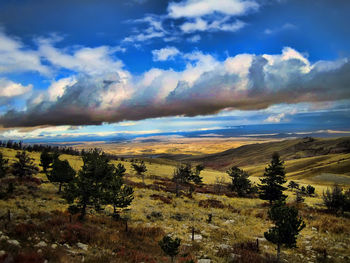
306,185,315,196
199,199,225,209
323,184,350,213
61,223,97,245
159,235,181,263
14,251,45,263
150,194,172,204
147,211,163,220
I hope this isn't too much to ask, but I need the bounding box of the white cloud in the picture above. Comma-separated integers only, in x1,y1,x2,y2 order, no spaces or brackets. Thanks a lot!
181,18,208,33
265,113,286,123
47,77,77,101
0,78,32,98
123,0,258,43
168,0,259,18
264,23,297,35
152,46,180,61
1,47,350,127
123,15,167,43
188,34,201,42
0,30,51,75
37,38,125,76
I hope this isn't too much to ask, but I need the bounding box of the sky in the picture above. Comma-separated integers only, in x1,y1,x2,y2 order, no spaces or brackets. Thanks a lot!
0,0,350,141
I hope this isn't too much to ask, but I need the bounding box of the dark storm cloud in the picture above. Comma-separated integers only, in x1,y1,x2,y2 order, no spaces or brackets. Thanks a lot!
0,48,349,128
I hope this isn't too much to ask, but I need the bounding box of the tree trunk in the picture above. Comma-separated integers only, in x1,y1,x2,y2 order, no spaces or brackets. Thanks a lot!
79,203,87,221
191,226,195,241
276,243,281,262
175,179,179,197
58,183,62,194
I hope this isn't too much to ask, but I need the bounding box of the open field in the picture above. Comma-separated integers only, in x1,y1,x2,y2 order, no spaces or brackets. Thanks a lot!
70,136,280,156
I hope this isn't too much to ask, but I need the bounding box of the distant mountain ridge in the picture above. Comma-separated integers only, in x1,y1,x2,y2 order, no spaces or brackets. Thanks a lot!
183,137,350,170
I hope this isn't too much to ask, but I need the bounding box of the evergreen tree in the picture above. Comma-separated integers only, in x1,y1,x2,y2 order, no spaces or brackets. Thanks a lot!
47,157,76,193
131,160,147,184
12,151,39,178
258,153,287,204
0,152,9,178
306,185,315,196
103,163,134,219
288,181,299,191
173,163,203,196
64,149,124,220
323,184,348,213
40,149,54,173
159,235,181,263
227,166,252,197
264,201,305,261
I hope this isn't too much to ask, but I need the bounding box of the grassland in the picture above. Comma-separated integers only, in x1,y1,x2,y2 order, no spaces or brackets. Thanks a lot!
0,140,350,263
71,136,279,156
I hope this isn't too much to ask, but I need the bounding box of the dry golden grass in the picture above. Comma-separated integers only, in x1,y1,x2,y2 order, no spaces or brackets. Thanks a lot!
72,136,279,156
1,147,350,263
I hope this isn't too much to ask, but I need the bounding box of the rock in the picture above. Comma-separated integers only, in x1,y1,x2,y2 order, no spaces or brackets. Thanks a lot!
198,259,211,263
0,235,9,241
0,250,6,257
218,244,231,250
37,249,42,253
208,224,219,230
305,246,312,251
311,227,317,231
77,242,88,251
223,220,235,224
229,253,241,261
51,244,58,249
35,241,47,247
7,240,20,246
189,234,202,241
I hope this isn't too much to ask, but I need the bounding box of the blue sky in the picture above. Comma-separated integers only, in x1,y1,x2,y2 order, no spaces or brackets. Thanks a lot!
0,0,349,141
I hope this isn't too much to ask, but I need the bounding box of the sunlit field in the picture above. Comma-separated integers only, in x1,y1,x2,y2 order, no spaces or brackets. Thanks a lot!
1,145,349,262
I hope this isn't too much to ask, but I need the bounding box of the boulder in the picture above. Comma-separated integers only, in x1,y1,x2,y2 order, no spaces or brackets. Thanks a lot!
7,240,20,246
35,241,47,247
77,242,89,251
218,244,231,250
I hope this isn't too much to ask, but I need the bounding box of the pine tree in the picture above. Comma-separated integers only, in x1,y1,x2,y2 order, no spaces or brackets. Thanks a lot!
227,166,252,197
0,152,9,178
64,149,132,221
159,235,181,263
306,185,315,196
47,157,76,193
12,151,39,178
103,163,134,219
288,181,299,191
173,163,203,196
40,149,54,173
64,149,114,220
258,153,287,204
264,201,305,261
131,160,147,184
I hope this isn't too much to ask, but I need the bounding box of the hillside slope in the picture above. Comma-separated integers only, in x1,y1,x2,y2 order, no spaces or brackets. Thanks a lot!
184,137,350,171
